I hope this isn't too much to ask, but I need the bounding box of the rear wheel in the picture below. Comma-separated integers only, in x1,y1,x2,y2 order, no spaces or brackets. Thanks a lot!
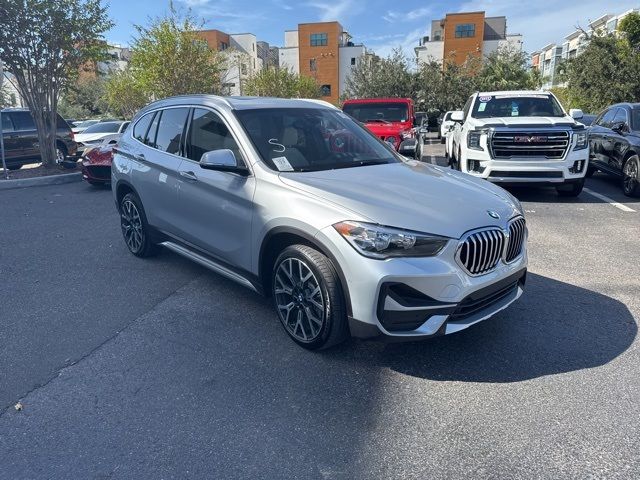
55,144,67,164
272,245,348,350
622,155,639,197
119,192,159,257
556,178,585,197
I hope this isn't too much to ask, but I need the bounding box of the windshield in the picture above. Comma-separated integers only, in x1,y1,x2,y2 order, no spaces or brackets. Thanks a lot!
234,108,399,172
343,102,409,123
76,120,99,128
632,108,640,131
471,94,565,119
82,122,121,134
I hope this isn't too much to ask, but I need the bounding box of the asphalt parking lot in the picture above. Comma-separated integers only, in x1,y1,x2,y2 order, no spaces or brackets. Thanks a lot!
1,138,639,478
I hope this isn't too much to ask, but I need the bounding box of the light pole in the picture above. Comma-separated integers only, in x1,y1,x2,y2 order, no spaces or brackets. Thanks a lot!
0,60,9,179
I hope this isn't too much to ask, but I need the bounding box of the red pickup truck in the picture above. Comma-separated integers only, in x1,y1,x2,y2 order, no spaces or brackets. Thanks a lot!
342,97,418,157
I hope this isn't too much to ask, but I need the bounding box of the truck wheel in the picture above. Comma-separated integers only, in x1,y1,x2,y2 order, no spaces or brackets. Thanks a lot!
556,178,585,197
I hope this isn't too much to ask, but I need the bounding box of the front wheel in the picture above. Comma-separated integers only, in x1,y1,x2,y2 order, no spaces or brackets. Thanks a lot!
556,178,585,197
622,155,639,197
119,192,159,257
272,245,348,350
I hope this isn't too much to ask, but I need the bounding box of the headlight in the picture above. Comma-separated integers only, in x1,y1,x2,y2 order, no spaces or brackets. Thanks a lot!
333,221,449,259
401,131,413,140
467,131,483,150
574,131,588,150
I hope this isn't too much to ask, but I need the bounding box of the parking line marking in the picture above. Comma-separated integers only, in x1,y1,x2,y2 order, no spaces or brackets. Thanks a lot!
583,187,636,212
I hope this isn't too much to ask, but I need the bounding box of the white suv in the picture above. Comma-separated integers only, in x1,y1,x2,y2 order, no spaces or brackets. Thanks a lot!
449,91,589,196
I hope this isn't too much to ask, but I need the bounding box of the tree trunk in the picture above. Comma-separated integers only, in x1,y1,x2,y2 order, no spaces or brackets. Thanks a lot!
31,108,57,166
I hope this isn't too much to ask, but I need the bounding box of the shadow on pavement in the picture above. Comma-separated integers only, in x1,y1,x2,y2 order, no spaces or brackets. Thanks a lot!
333,273,636,383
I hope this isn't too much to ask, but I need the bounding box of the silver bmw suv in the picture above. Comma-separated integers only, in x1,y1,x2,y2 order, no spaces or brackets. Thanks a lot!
112,95,527,349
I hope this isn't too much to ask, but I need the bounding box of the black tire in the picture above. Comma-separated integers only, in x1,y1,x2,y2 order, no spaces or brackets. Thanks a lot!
272,244,348,350
622,155,640,197
55,143,67,164
585,166,597,178
556,178,585,197
7,164,22,171
119,192,159,257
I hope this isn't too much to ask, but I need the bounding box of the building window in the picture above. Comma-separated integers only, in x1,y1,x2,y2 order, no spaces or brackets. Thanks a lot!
310,58,317,71
241,64,247,75
310,33,328,46
350,57,356,66
320,84,331,96
220,41,228,51
454,24,475,38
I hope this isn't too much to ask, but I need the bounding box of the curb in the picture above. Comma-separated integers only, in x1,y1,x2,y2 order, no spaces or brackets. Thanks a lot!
0,172,82,191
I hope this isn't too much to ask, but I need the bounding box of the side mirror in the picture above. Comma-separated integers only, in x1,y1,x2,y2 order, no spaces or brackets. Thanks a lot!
611,121,627,134
450,110,464,122
412,116,418,127
200,149,249,176
569,108,584,120
398,139,417,156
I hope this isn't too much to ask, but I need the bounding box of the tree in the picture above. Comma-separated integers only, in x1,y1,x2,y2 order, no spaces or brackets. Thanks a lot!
0,0,112,165
414,57,478,112
244,67,320,98
342,49,414,100
58,76,109,119
105,70,148,119
476,47,540,91
619,11,640,50
563,34,640,112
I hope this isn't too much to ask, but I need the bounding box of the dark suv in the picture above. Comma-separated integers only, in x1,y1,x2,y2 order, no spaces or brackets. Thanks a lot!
1,108,77,170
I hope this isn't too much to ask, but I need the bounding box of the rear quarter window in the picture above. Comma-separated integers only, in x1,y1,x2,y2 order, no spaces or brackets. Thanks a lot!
133,113,154,143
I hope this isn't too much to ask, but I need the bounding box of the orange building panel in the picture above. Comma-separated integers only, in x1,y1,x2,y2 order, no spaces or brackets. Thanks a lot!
298,21,342,105
443,12,485,65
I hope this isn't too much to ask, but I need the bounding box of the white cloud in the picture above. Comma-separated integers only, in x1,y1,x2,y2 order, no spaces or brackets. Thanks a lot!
306,0,362,23
456,0,640,52
383,7,432,23
367,26,429,62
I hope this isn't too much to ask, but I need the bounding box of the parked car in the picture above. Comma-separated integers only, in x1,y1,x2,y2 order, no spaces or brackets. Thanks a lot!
1,108,77,169
439,111,455,143
71,119,100,134
342,97,418,158
449,90,589,196
587,103,640,196
75,121,129,155
112,95,527,350
81,141,116,186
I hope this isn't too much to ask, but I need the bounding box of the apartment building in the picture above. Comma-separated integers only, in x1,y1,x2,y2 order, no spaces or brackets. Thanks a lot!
531,8,639,89
415,12,523,66
196,29,261,96
278,21,369,104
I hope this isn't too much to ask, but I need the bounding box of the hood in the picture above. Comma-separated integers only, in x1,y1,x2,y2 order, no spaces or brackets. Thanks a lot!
279,162,521,239
363,121,411,137
467,115,579,128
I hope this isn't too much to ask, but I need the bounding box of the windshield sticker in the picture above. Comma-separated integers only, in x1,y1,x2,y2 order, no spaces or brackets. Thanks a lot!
478,103,487,112
495,94,548,99
272,156,294,172
511,101,519,117
479,96,492,102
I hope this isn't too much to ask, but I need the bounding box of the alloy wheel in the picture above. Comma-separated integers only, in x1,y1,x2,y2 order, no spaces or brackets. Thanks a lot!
121,199,144,253
55,147,65,164
274,257,325,343
623,156,639,195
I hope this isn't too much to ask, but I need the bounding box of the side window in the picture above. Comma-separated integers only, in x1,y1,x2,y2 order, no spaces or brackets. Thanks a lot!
12,112,36,130
186,108,242,163
2,114,15,132
154,108,189,155
612,108,628,126
145,112,162,148
120,121,130,133
600,108,618,129
133,113,153,143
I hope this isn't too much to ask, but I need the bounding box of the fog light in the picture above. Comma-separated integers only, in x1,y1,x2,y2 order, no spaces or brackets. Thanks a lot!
468,160,485,173
570,160,585,173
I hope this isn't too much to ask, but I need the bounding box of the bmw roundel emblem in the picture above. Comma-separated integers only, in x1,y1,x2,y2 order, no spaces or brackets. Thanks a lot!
487,210,500,220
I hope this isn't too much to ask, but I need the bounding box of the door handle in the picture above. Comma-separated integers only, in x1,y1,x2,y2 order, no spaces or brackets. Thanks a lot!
180,170,198,181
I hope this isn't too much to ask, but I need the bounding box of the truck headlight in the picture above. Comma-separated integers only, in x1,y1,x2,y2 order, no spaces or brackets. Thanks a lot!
467,131,483,151
574,131,588,150
333,221,449,259
401,131,413,140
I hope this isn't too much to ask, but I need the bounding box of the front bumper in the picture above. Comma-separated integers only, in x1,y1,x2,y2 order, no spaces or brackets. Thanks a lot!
463,146,589,184
316,226,528,340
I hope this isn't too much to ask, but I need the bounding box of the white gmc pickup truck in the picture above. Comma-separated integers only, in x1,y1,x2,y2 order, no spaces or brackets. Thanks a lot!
449,90,589,196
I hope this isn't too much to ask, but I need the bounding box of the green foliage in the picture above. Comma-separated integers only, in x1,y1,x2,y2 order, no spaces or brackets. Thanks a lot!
105,70,149,119
243,67,320,98
563,34,640,113
476,47,540,91
619,12,640,50
342,49,415,99
58,76,109,119
414,57,478,112
0,0,112,164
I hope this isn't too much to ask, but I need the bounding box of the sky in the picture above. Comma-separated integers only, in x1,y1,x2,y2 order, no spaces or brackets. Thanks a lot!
105,0,640,58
